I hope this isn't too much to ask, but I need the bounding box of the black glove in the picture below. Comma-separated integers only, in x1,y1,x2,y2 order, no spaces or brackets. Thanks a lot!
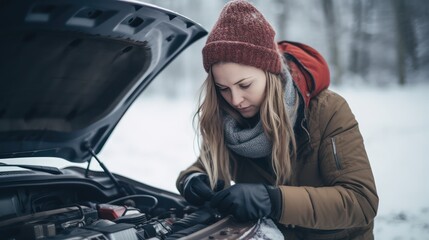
210,183,281,222
180,174,224,206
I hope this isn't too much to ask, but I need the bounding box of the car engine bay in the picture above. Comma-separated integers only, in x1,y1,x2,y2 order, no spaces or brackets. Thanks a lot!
0,167,256,240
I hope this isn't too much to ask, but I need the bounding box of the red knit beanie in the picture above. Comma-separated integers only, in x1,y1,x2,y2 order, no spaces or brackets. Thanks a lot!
202,0,281,74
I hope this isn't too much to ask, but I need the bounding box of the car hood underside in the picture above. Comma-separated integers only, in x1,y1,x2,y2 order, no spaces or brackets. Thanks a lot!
0,0,207,162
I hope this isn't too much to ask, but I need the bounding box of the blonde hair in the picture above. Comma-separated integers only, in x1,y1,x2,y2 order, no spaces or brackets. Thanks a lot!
195,68,296,188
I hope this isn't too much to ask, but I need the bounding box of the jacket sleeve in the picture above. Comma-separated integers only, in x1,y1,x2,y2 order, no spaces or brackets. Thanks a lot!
175,158,206,193
278,91,379,229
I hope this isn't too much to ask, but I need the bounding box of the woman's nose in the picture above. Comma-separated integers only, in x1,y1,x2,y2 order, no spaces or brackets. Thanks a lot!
230,90,244,107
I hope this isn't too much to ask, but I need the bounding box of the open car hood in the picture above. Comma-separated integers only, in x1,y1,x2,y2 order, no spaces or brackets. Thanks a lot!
0,0,207,162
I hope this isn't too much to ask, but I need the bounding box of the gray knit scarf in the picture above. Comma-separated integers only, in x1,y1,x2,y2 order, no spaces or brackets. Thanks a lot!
223,68,298,158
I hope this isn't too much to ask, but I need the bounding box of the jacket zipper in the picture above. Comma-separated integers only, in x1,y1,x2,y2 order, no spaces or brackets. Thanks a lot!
301,118,311,143
296,117,311,159
331,137,342,170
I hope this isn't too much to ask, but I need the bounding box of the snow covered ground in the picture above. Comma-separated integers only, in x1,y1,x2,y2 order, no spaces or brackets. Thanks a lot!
97,83,429,239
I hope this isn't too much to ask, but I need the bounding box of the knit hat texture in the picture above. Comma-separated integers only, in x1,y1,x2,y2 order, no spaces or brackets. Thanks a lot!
202,0,281,74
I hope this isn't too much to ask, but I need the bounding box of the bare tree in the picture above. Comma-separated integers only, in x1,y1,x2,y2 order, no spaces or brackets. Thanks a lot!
322,0,342,85
349,0,374,79
273,0,289,40
415,0,429,68
392,0,418,85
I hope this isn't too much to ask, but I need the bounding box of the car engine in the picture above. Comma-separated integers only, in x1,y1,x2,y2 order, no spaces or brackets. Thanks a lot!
0,168,258,240
0,189,222,240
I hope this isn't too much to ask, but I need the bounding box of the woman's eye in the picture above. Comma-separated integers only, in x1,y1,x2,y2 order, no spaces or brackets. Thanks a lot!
218,87,228,92
240,84,251,89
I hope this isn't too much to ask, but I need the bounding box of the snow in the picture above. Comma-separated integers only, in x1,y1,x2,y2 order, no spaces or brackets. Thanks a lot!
331,85,429,239
98,83,429,239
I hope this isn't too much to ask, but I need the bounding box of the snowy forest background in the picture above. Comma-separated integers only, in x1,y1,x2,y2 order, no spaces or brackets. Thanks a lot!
141,0,429,98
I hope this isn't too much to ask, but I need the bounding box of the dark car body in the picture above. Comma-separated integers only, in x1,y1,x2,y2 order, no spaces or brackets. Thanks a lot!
0,0,260,239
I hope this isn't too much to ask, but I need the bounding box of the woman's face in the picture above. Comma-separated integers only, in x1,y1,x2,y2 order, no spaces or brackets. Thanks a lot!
212,62,267,118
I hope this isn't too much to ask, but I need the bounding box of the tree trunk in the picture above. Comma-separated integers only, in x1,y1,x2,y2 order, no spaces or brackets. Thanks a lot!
349,1,362,75
349,0,373,79
392,0,418,85
322,0,341,85
274,0,289,40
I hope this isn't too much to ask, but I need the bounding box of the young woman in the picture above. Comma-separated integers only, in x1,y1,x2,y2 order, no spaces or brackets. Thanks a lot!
176,0,378,239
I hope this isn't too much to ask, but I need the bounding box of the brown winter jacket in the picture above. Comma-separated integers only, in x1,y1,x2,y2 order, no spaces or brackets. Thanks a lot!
176,42,378,239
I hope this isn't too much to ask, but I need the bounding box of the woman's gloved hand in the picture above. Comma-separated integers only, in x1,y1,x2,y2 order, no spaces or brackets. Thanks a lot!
210,183,281,222
180,173,224,206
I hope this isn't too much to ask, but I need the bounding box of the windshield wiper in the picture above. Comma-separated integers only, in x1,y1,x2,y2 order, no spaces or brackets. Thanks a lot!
0,162,62,175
